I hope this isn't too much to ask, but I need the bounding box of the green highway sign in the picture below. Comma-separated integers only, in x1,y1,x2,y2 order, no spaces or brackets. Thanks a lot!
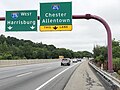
6,10,37,31
40,2,72,31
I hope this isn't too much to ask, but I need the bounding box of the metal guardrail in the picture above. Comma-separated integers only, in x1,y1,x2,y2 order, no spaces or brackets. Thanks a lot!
89,62,120,90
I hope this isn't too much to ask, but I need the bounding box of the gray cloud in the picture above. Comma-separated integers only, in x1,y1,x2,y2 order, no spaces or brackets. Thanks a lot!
0,0,120,52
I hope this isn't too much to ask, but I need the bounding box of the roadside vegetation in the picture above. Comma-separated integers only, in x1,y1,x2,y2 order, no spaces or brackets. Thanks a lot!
0,34,92,60
93,39,120,74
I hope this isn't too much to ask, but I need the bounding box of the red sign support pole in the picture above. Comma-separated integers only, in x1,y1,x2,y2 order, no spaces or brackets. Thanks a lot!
73,14,113,73
0,14,113,72
0,17,5,21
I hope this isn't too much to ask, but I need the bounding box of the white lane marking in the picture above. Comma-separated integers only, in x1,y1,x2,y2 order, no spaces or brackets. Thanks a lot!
16,67,52,78
46,67,52,69
33,67,52,71
35,63,79,90
16,72,32,77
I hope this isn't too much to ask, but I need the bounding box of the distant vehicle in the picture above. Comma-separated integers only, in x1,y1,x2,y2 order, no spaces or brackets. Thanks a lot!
77,58,81,62
72,59,77,63
59,56,64,59
61,58,71,66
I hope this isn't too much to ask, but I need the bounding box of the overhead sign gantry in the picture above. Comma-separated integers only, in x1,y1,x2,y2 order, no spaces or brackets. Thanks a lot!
0,1,113,72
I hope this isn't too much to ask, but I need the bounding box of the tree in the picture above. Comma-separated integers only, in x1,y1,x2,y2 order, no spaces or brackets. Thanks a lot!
3,53,12,60
112,39,120,58
82,51,93,58
36,48,45,59
93,45,101,59
0,34,6,44
0,35,94,60
73,52,81,58
112,38,119,47
93,45,107,65
93,39,120,71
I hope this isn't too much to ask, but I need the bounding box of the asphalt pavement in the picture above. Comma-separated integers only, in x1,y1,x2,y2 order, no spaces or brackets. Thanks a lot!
0,59,107,90
64,60,106,90
0,60,80,90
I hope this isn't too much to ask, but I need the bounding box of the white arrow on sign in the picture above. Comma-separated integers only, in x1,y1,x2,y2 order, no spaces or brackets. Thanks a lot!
7,26,13,30
30,26,35,30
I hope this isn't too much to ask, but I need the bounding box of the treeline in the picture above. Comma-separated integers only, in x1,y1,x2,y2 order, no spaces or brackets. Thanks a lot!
0,35,92,60
93,39,120,72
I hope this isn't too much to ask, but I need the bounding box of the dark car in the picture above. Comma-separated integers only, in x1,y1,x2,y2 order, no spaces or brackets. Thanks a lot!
77,58,81,62
61,58,71,66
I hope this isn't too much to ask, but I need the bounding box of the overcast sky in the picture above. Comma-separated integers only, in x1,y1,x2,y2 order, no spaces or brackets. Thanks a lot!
0,0,120,52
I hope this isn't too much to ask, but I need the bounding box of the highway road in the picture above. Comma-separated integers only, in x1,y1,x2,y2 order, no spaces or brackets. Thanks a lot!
0,60,81,90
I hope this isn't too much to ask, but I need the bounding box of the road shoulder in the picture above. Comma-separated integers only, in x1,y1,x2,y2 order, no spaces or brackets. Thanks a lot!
64,60,106,90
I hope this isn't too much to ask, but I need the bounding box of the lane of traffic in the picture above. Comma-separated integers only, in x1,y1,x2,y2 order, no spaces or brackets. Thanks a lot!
39,62,81,90
0,61,60,80
0,60,81,90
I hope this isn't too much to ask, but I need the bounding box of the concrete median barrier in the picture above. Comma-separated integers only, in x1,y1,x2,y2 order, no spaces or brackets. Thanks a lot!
0,59,59,68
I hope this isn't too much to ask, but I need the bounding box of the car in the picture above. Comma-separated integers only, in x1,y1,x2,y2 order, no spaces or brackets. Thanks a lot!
61,58,71,66
72,59,78,63
77,58,81,62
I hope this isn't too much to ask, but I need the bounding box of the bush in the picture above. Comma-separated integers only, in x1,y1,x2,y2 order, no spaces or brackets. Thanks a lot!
0,56,3,60
95,55,104,63
113,58,120,72
3,53,12,60
13,56,20,60
118,70,120,75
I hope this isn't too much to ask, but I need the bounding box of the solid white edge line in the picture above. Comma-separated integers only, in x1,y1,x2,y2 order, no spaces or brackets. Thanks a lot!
35,62,80,90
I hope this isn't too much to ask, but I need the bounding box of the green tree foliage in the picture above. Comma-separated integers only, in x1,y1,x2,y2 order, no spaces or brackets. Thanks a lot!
0,35,6,44
112,39,120,71
73,51,93,58
93,45,107,63
112,39,120,58
82,51,93,58
93,39,120,71
3,53,12,60
113,58,120,72
0,34,92,60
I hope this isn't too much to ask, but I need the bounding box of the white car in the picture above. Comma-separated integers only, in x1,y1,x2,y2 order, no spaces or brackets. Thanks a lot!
61,58,71,66
72,59,78,63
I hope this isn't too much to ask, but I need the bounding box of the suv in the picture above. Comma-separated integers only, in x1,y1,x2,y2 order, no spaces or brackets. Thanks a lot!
61,58,71,66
